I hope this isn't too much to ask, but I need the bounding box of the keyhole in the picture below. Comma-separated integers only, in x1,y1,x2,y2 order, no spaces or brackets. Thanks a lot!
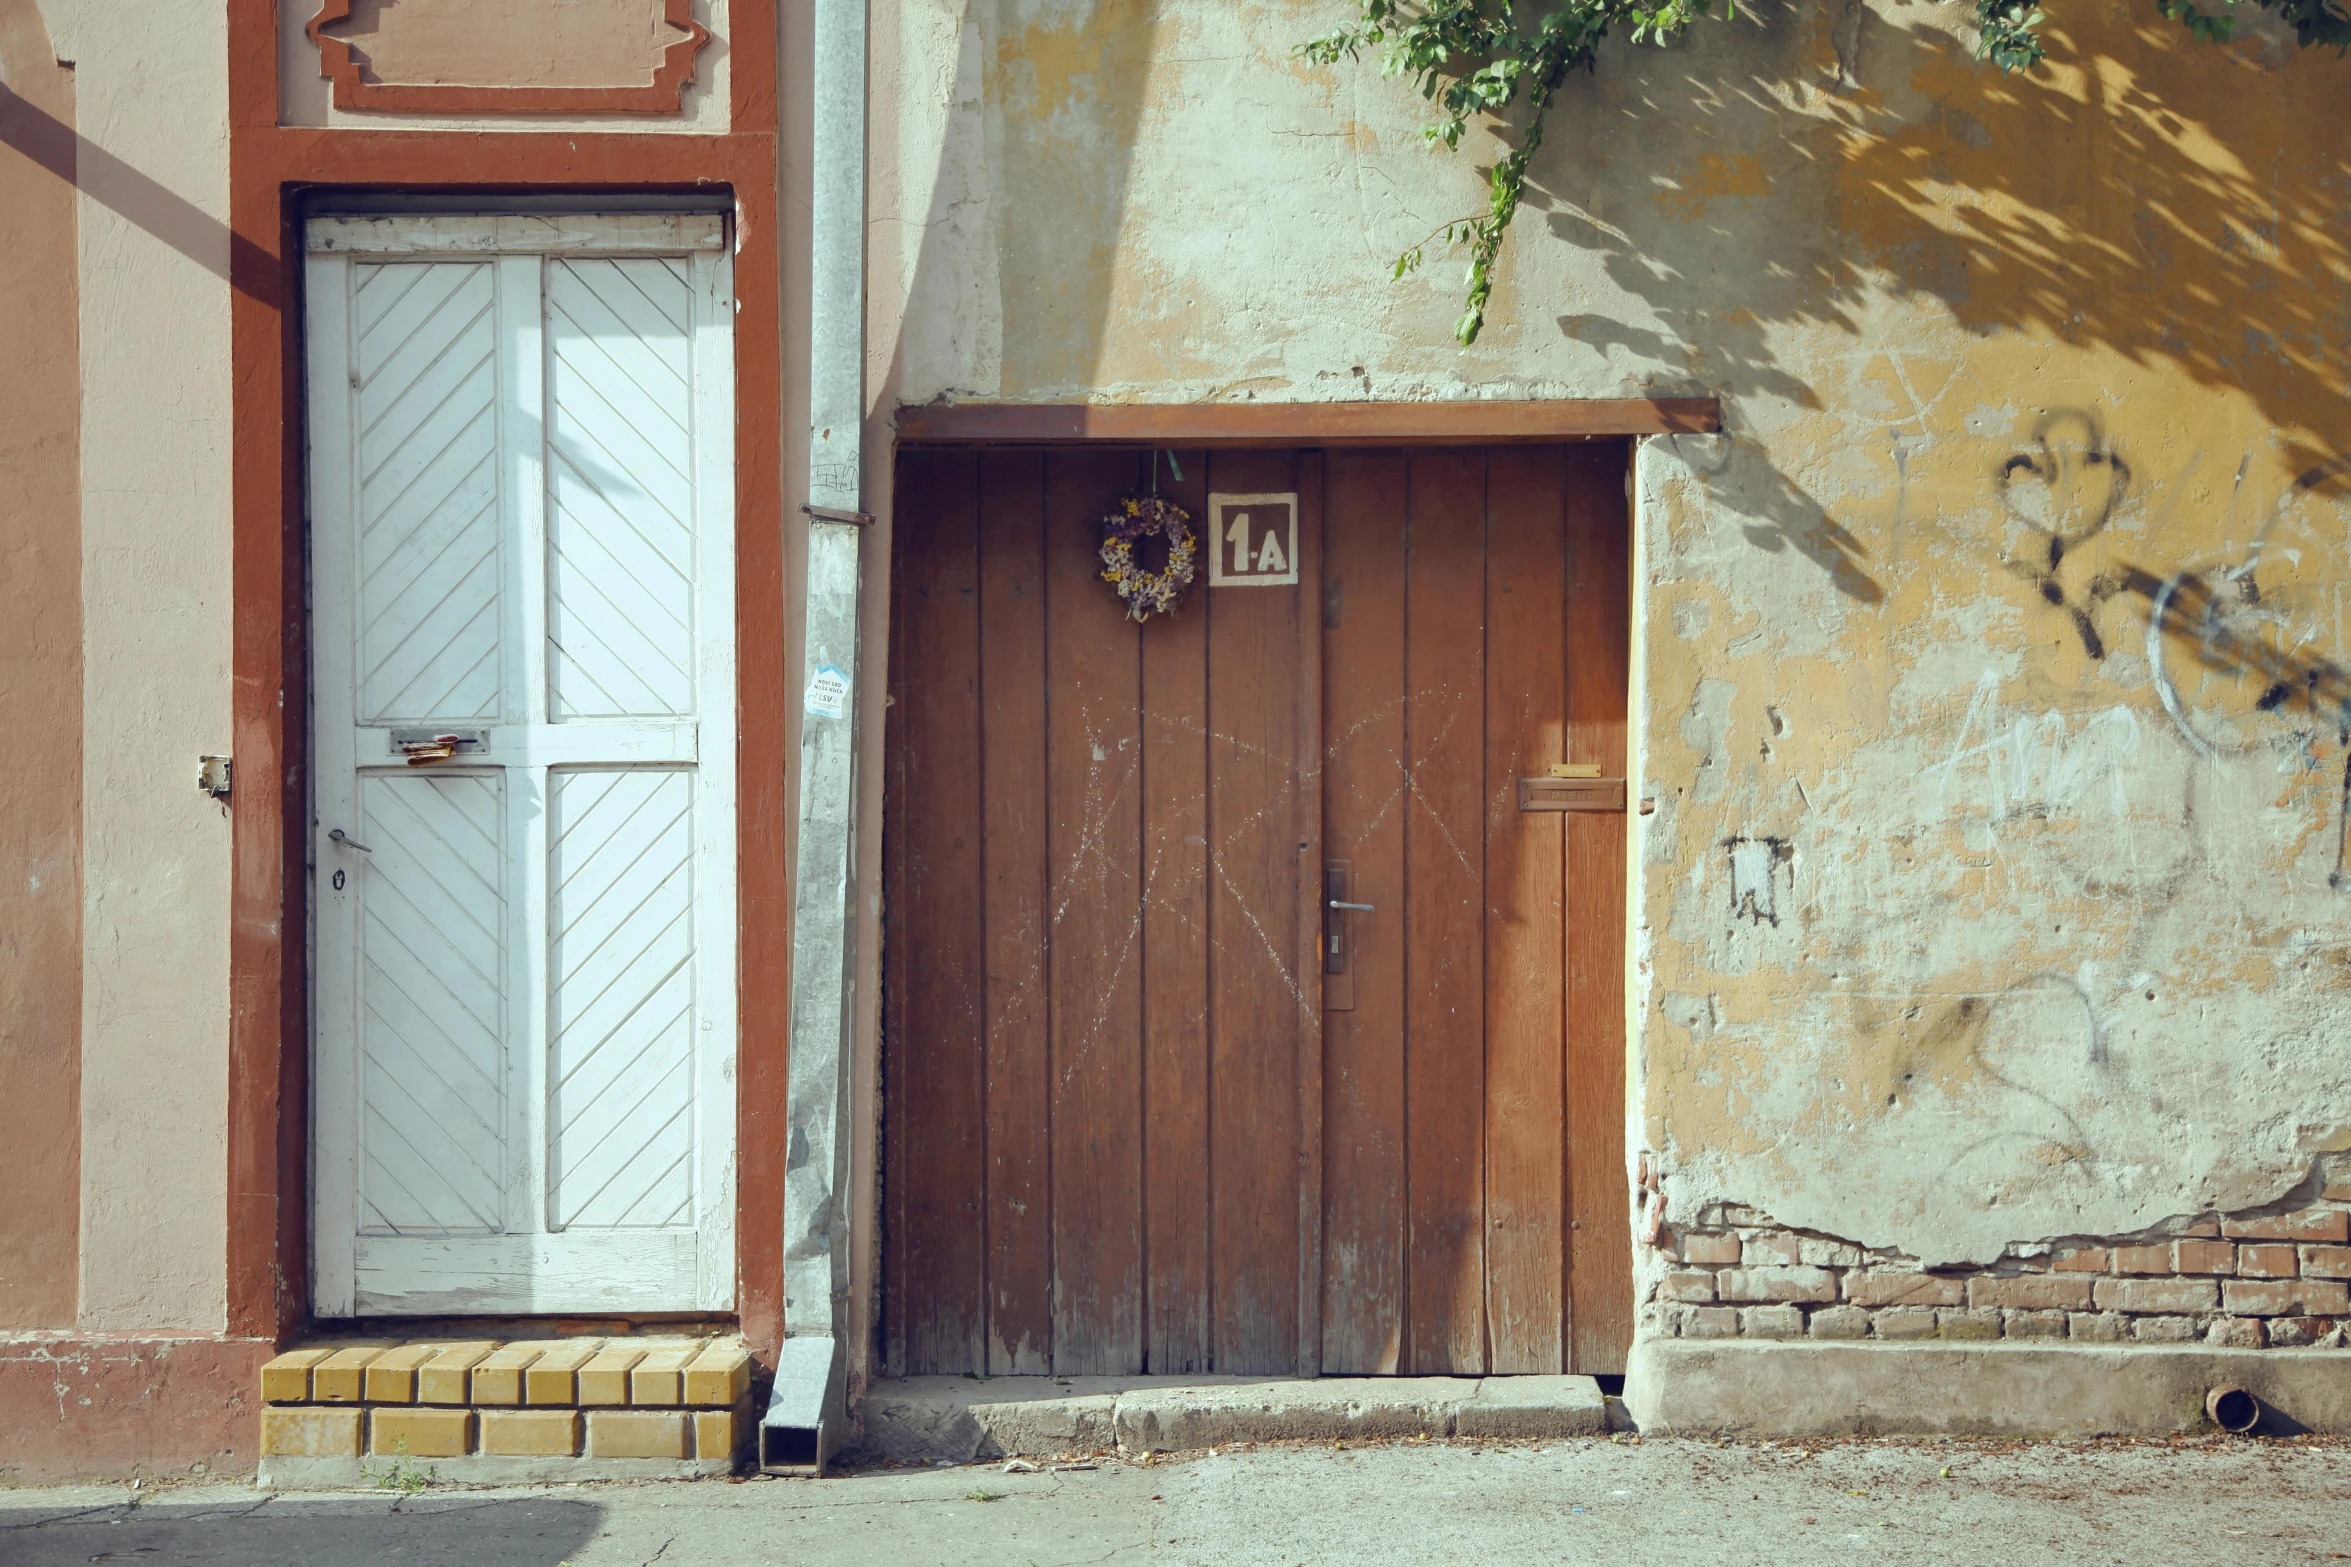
333,868,346,891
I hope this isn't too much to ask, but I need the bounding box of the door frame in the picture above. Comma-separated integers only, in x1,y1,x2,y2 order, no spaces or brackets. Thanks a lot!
303,211,741,1317
224,0,788,1349
880,399,1720,1375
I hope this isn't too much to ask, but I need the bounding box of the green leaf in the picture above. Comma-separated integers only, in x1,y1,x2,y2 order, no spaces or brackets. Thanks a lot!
1299,0,2345,348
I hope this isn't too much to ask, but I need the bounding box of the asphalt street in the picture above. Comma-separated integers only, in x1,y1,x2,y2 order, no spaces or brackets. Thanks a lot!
5,1434,2348,1565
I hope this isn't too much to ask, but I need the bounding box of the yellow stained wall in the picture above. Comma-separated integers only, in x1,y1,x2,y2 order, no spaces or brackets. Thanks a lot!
874,0,2351,1273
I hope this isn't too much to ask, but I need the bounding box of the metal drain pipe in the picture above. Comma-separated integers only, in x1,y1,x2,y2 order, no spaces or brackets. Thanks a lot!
765,0,870,1478
2205,1384,2261,1435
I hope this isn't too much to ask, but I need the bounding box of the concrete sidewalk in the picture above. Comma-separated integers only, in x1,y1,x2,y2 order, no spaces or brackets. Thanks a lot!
5,1434,2349,1565
850,1374,1618,1463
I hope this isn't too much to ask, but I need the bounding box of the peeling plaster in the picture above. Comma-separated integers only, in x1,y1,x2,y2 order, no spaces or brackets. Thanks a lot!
878,0,2351,1276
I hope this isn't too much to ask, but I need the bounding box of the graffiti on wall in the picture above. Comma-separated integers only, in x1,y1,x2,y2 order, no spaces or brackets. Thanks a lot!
1995,411,2351,888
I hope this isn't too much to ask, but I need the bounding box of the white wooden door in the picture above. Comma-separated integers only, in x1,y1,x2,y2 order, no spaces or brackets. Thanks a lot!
306,213,737,1315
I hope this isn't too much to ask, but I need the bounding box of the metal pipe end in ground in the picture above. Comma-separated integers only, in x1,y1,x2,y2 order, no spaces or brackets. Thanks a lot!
2205,1384,2261,1434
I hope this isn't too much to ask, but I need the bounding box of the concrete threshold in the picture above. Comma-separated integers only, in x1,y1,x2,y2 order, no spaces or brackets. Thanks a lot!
852,1375,1617,1464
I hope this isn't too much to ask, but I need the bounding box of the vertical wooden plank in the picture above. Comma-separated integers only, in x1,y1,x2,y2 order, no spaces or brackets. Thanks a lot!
1318,451,1409,1374
884,450,987,1373
1140,448,1213,1373
1291,453,1327,1377
979,451,1053,1375
1205,449,1306,1372
1403,449,1489,1376
1482,448,1569,1374
1045,449,1147,1375
1565,442,1635,1375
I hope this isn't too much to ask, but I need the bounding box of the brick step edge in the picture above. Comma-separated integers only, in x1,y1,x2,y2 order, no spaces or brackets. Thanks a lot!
257,1454,731,1491
260,1339,753,1409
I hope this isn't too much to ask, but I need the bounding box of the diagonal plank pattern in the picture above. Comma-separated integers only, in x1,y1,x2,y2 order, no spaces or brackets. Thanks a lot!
312,219,735,1316
355,261,502,724
358,771,507,1234
548,768,698,1230
546,258,697,721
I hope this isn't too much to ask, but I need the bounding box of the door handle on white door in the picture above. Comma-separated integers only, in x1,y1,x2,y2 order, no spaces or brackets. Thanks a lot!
329,828,373,853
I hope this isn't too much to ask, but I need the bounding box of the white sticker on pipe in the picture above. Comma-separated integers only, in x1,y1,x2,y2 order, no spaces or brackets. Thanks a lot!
804,663,851,719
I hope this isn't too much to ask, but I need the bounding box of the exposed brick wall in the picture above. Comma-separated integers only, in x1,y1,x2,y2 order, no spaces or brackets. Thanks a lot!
1649,1198,2351,1349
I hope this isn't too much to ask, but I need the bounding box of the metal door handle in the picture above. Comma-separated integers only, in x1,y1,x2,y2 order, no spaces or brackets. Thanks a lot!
329,828,373,853
1324,863,1363,1002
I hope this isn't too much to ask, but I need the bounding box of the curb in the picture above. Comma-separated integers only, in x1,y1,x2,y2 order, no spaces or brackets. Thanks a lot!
852,1375,1617,1464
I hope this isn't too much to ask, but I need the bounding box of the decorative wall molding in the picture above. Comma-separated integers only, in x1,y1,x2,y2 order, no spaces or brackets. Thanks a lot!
306,0,711,115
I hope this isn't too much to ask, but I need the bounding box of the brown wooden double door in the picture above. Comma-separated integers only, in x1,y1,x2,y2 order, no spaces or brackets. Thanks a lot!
884,444,1631,1377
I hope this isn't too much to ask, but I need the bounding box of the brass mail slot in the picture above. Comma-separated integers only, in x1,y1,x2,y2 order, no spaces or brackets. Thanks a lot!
1518,775,1626,813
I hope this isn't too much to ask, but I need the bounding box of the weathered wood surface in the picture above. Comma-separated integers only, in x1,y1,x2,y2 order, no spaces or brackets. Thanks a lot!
883,443,1633,1375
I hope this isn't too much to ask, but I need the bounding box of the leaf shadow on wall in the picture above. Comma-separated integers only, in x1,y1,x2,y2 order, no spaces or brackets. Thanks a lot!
1518,0,2351,610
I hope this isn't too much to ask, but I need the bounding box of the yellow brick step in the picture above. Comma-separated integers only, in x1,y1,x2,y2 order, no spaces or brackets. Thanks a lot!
370,1407,473,1459
419,1342,499,1404
258,1348,334,1404
526,1340,605,1406
259,1404,742,1463
577,1344,647,1406
258,1336,752,1411
684,1343,753,1407
362,1343,443,1404
481,1408,582,1457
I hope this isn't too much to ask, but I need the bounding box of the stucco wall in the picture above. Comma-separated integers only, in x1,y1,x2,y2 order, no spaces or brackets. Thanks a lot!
0,0,84,1333
874,0,2351,1295
43,0,234,1334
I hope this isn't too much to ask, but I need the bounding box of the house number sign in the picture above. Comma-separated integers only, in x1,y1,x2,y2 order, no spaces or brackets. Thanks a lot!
1207,493,1298,587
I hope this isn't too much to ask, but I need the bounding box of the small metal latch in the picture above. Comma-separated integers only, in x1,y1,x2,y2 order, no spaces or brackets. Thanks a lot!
801,503,876,526
389,728,486,765
1328,900,1375,912
198,755,232,799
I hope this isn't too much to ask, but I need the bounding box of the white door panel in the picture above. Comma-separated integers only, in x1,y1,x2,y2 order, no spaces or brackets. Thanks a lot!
308,213,735,1317
357,770,507,1237
548,257,701,721
549,767,697,1231
354,261,504,726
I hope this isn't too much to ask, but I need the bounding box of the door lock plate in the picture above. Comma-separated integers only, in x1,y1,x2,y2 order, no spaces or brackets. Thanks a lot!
1323,860,1358,1012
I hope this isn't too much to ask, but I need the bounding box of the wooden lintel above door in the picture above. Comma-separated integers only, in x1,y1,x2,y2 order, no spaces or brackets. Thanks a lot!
893,398,1721,448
